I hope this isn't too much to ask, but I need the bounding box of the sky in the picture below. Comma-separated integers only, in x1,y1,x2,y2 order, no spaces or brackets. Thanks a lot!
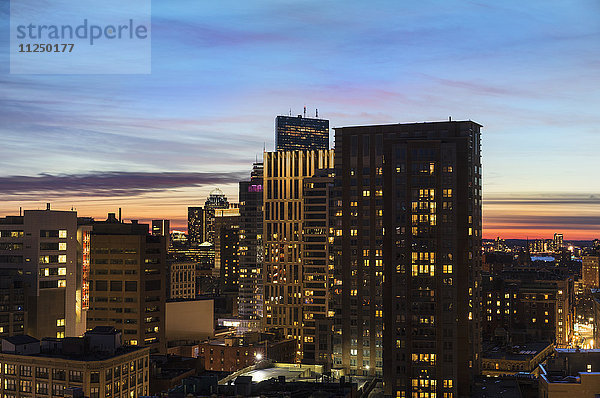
1,0,599,240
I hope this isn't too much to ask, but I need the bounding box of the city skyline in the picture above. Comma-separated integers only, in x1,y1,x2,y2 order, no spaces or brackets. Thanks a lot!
1,1,599,239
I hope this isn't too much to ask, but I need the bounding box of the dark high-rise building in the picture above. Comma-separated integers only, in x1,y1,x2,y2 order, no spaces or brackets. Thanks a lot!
302,168,334,366
0,269,27,338
204,189,230,244
187,207,204,247
238,163,264,320
214,210,240,292
275,115,329,151
152,219,170,249
332,121,482,397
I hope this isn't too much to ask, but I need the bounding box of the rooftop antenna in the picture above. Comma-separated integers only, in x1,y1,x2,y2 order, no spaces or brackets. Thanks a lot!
289,108,292,116
263,142,266,152
303,106,306,118
449,116,452,121
315,108,318,118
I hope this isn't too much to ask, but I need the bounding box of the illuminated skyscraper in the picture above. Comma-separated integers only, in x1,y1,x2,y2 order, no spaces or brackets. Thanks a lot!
263,149,334,359
553,233,564,251
204,189,230,244
332,121,482,397
275,115,329,151
187,207,204,247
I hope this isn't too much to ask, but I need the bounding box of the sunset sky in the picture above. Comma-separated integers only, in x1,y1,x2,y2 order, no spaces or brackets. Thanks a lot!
1,0,599,240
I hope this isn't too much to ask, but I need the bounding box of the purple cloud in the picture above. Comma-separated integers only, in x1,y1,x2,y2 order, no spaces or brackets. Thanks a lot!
0,171,246,198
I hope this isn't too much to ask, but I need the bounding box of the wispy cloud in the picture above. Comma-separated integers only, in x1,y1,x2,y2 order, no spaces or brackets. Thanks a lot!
0,171,246,199
484,193,600,206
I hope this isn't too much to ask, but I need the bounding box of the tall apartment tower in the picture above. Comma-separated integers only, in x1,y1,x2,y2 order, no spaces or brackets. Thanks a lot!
187,207,204,247
302,168,334,365
238,163,265,320
214,209,240,292
87,215,167,354
0,209,81,339
275,115,329,151
263,149,334,359
204,189,230,244
332,121,482,397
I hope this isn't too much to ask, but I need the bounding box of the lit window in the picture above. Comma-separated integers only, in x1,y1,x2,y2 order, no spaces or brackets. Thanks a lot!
58,255,67,263
59,242,67,251
58,267,66,275
59,230,67,238
56,318,65,327
58,280,66,288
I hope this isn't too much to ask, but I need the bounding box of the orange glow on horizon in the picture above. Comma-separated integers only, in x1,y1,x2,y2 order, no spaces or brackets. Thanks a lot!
1,187,597,241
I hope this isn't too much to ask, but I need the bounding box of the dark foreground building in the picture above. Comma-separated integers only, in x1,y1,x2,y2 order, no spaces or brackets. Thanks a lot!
332,121,482,397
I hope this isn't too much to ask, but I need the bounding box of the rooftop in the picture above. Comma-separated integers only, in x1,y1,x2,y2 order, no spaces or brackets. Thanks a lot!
3,335,39,345
482,342,552,361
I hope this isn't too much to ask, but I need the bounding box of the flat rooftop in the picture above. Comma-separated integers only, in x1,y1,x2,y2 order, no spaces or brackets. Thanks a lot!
482,342,551,361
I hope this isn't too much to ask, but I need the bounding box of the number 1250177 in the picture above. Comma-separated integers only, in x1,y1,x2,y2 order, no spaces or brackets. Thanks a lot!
19,44,74,52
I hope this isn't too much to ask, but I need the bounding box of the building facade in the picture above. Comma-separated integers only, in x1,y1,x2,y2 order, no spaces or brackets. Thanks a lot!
187,208,204,247
582,256,600,291
168,261,196,300
197,332,296,372
214,211,240,293
0,330,149,398
151,220,170,251
301,169,334,366
262,149,334,360
238,163,264,320
203,189,230,245
275,115,329,152
481,272,574,347
332,121,482,397
0,209,81,339
87,216,167,353
0,269,27,338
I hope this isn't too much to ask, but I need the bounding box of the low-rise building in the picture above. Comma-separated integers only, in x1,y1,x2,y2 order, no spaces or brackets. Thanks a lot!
539,348,600,397
165,298,214,344
480,342,553,376
195,332,296,372
0,327,149,398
